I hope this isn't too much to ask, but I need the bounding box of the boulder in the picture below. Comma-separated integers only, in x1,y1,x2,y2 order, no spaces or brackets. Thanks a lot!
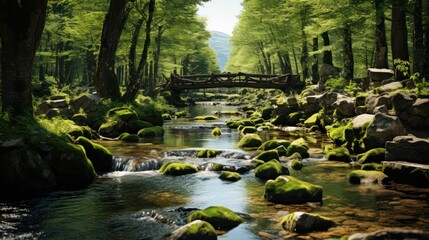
347,228,429,240
380,81,403,92
126,120,153,134
333,97,356,117
365,94,392,114
304,113,320,128
382,161,429,187
211,127,222,136
385,135,429,163
137,126,165,138
281,212,335,233
347,170,389,184
197,149,219,158
120,133,140,143
107,107,139,122
367,68,394,81
258,139,291,151
160,162,198,176
327,147,350,162
75,137,113,173
320,92,340,107
240,126,257,134
392,92,415,111
261,106,274,120
363,113,407,150
286,138,309,158
254,149,279,162
357,148,386,164
237,134,262,148
187,206,243,229
306,95,323,105
264,176,323,204
352,114,374,130
71,94,101,112
194,115,219,121
49,99,68,108
373,105,388,114
409,98,429,118
166,220,217,240
99,120,126,138
255,160,289,180
35,101,51,115
290,159,303,170
219,171,241,182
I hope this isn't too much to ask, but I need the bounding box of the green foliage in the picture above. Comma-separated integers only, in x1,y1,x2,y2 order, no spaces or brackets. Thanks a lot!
393,59,410,77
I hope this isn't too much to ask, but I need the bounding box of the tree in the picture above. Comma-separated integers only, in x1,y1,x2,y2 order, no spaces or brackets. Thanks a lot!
375,0,389,68
0,0,48,116
391,0,409,79
413,0,424,74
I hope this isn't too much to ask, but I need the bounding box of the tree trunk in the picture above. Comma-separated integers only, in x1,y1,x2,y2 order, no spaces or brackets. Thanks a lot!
311,37,319,83
424,0,429,75
375,0,389,69
0,0,48,116
413,0,424,74
85,46,96,84
391,0,409,80
322,31,333,65
94,0,129,100
301,19,310,80
153,25,164,81
343,25,354,80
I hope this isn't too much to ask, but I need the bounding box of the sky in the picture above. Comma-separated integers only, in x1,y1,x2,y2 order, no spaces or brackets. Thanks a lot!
197,0,243,36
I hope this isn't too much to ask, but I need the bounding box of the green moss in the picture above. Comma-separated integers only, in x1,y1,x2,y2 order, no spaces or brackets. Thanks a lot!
326,147,351,162
137,126,165,138
286,138,309,158
289,152,303,160
187,206,243,229
255,160,289,180
219,171,241,182
160,162,198,176
162,113,172,120
291,159,303,170
251,159,265,167
121,134,139,143
175,111,190,118
107,107,139,122
304,113,320,128
126,120,153,134
348,170,388,184
237,134,262,148
258,139,291,151
194,115,219,121
211,127,222,136
241,126,257,135
255,149,280,162
281,212,335,233
75,136,113,172
264,176,323,204
98,120,123,138
210,163,224,171
357,148,386,164
174,220,217,240
197,149,219,158
361,163,382,171
251,117,265,125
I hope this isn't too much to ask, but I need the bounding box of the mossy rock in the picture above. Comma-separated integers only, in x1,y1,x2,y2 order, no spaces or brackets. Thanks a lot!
251,159,265,168
219,171,241,182
261,107,274,120
197,149,219,158
281,212,335,233
304,113,320,128
258,139,291,151
241,126,257,135
288,152,303,160
348,170,389,184
98,120,124,138
251,117,265,125
286,138,309,158
291,159,303,170
237,134,262,148
71,113,88,126
48,143,96,188
187,206,243,229
326,147,350,162
175,111,191,118
160,162,198,176
211,127,222,136
168,220,217,240
126,120,153,134
75,136,113,172
357,148,386,164
162,114,172,120
137,126,165,138
264,176,323,204
255,160,289,180
194,115,219,121
361,163,382,171
120,133,140,143
107,107,139,122
275,145,288,157
255,149,280,162
134,104,164,126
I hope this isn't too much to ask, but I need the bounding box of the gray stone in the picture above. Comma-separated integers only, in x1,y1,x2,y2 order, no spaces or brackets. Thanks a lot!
352,114,375,130
355,95,366,107
365,94,392,114
385,135,429,163
281,212,335,233
35,101,51,115
373,105,388,114
72,94,101,112
286,97,298,106
409,98,429,118
320,92,340,107
367,68,394,81
48,99,68,108
363,113,407,149
306,94,323,104
348,228,429,240
382,161,429,187
319,64,340,82
333,97,356,117
380,81,402,92
392,92,415,111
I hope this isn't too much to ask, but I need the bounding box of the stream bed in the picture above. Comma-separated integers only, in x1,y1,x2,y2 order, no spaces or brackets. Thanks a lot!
1,102,429,239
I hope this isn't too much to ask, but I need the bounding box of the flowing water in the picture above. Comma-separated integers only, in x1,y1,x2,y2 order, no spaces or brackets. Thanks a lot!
2,102,429,239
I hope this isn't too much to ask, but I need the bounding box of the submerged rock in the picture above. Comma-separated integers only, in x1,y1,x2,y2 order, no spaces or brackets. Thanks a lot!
385,135,429,163
382,161,429,187
255,160,289,180
166,220,217,240
138,126,165,138
187,206,243,229
219,171,241,182
347,228,429,240
264,176,323,204
197,149,219,158
290,159,303,170
211,127,222,136
281,212,335,233
254,149,279,162
357,148,386,164
327,147,350,162
347,170,388,184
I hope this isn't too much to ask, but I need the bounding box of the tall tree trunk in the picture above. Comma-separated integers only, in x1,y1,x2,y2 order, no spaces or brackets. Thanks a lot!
301,18,310,80
392,0,409,80
312,37,319,83
322,31,333,65
343,25,354,80
94,0,129,100
153,25,164,81
424,0,429,75
85,45,96,84
291,44,299,75
0,0,47,116
413,0,424,74
375,0,389,68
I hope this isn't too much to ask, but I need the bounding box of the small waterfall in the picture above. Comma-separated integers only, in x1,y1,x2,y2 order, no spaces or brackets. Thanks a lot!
112,157,164,172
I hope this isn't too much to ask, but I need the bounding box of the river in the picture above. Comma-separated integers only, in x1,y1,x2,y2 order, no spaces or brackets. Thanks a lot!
1,102,429,239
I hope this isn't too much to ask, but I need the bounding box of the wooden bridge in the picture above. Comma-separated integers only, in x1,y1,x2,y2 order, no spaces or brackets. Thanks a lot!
164,72,303,92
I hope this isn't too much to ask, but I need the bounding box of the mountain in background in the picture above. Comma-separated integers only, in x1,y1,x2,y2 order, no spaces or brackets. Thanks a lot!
209,31,231,72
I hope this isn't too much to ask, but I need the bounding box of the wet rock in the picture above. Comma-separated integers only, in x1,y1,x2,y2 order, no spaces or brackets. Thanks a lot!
75,136,113,173
71,94,101,112
119,133,140,143
286,138,309,158
290,159,303,170
385,135,429,163
363,113,407,150
255,160,289,180
211,127,222,136
327,147,350,162
71,113,88,126
392,92,414,111
237,134,262,148
138,126,165,138
409,98,429,118
382,161,429,187
357,148,386,164
126,120,153,134
219,171,241,182
160,162,198,176
49,99,68,108
365,94,392,114
258,139,291,151
352,114,374,130
373,105,388,114
166,220,217,240
240,126,257,134
347,228,429,240
306,95,323,105
367,68,394,81
99,120,126,138
333,97,356,118
281,212,335,233
187,206,243,229
347,170,389,184
380,81,403,92
255,149,279,162
197,149,219,158
264,176,323,204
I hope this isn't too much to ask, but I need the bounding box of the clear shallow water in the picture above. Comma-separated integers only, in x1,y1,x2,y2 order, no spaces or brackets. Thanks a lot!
2,103,429,239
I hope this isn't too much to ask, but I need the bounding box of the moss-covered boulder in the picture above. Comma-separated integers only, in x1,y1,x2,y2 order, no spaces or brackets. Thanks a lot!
75,137,113,172
255,160,289,180
160,162,198,176
326,147,350,162
240,126,257,135
219,171,241,182
168,220,217,240
255,149,280,162
348,170,389,184
361,163,382,171
286,138,309,158
237,134,262,148
264,176,323,204
357,148,386,164
107,107,139,122
251,117,265,125
126,120,153,134
291,159,303,170
194,115,219,121
98,120,125,138
47,143,96,188
162,113,172,121
187,206,243,229
261,106,274,120
258,139,291,151
211,127,222,137
197,149,219,158
251,159,265,168
304,113,320,128
137,126,165,138
119,133,140,143
226,119,254,129
135,104,164,126
281,212,335,233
